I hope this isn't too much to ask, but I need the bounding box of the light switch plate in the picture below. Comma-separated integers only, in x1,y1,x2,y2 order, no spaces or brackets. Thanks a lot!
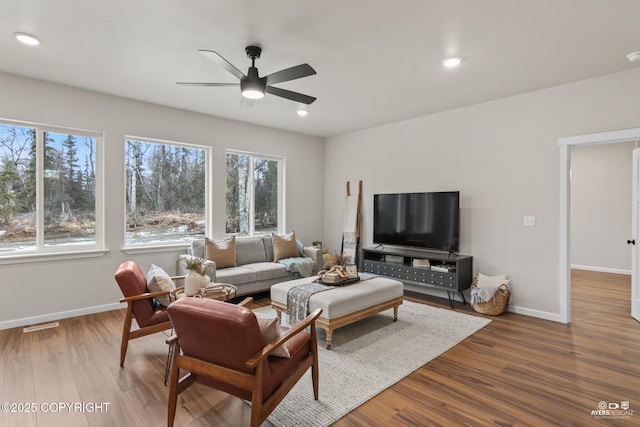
524,216,536,227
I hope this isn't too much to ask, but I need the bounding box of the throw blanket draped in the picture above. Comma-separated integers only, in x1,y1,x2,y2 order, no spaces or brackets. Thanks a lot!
278,257,315,278
470,286,499,304
287,282,334,326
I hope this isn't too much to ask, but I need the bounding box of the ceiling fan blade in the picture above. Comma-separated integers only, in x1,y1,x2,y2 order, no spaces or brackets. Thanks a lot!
265,64,316,85
265,86,316,104
176,82,239,87
198,50,245,80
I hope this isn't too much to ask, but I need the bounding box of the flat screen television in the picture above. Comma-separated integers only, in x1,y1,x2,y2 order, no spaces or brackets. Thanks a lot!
373,191,460,252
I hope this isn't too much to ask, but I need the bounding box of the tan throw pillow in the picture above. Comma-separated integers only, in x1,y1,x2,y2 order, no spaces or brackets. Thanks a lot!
205,236,237,269
146,264,176,306
256,316,290,358
272,232,299,261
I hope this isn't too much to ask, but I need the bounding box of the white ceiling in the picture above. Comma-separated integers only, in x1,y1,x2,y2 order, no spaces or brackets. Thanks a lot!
2,0,640,138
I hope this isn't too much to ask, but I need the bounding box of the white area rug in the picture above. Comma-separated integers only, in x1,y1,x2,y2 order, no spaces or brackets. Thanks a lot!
254,300,491,427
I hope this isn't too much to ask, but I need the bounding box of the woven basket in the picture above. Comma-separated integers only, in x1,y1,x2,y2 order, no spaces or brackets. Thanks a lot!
471,283,510,315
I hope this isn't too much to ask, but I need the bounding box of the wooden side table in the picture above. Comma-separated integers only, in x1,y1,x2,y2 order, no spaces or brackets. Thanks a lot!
170,283,237,302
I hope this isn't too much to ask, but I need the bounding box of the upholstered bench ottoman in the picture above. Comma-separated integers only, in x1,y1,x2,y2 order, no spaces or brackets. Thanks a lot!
270,274,404,349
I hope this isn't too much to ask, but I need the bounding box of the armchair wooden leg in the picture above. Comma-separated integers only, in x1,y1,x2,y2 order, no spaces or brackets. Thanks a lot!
311,325,319,400
167,343,181,427
120,305,134,367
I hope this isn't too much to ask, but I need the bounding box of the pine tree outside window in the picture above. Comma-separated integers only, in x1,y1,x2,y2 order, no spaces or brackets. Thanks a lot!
226,151,282,237
124,137,208,246
0,121,102,255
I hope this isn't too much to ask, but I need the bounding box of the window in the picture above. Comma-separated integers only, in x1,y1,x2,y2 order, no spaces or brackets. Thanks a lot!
125,138,207,246
0,121,101,254
226,151,282,236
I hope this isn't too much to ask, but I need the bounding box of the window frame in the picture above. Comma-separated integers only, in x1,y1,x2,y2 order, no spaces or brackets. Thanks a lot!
122,135,211,250
0,118,105,263
225,149,284,237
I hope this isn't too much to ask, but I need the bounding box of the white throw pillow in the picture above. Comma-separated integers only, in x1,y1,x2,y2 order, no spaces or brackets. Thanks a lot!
256,317,290,358
476,273,510,287
146,264,176,306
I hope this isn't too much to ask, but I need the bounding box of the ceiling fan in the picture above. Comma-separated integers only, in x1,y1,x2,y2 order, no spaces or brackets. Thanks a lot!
177,46,317,106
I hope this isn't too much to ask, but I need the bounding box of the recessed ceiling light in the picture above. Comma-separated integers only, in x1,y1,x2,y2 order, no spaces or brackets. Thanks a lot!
627,51,640,63
14,32,41,46
442,57,462,68
296,108,308,117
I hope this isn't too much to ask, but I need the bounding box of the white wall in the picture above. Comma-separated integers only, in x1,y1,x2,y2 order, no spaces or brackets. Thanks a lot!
571,142,635,274
324,68,640,320
0,72,324,328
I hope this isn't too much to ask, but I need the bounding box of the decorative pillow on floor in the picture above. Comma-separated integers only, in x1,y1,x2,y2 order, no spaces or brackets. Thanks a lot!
205,236,237,268
272,231,299,261
256,317,290,358
146,264,176,306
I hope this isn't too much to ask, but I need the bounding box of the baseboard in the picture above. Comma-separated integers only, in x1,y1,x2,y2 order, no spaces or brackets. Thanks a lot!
403,283,564,323
0,302,124,331
570,264,631,275
507,305,564,323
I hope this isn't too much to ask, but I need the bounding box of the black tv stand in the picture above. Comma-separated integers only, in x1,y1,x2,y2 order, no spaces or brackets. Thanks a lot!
363,246,473,308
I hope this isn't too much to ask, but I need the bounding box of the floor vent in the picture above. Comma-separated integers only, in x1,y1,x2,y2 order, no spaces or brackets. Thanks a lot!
23,322,59,333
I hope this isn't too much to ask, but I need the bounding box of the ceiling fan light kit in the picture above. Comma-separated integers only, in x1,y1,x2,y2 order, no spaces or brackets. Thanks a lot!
240,71,266,99
178,45,317,106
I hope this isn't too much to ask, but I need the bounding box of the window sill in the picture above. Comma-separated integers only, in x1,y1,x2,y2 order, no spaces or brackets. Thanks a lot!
121,243,190,255
0,249,109,265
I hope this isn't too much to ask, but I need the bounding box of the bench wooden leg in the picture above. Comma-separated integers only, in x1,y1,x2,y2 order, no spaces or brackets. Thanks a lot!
325,328,333,350
393,305,399,321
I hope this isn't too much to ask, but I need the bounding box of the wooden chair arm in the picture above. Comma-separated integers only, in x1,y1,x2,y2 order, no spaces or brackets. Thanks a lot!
246,308,322,368
119,290,171,303
237,297,253,307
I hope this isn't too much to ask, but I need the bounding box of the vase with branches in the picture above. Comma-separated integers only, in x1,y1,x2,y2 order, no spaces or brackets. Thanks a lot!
181,257,212,296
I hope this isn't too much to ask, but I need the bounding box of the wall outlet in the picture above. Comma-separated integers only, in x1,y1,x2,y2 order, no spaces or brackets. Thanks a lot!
523,216,536,227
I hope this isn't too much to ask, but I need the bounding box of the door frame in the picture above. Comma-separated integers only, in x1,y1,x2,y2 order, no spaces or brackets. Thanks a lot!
558,127,640,324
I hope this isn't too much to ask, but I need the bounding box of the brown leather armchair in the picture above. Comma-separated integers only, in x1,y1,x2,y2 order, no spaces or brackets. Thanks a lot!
115,261,173,367
166,297,322,427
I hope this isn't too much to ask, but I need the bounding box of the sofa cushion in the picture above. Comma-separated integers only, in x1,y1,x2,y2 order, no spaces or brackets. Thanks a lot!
235,236,268,265
190,240,205,258
242,262,290,281
215,266,257,285
262,235,275,262
272,231,299,261
205,236,237,269
146,264,175,306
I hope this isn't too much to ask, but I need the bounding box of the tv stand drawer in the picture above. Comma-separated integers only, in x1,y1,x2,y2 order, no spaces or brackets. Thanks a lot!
363,249,472,295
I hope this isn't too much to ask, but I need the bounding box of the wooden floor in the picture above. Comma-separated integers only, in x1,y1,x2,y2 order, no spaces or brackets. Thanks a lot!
1,270,639,426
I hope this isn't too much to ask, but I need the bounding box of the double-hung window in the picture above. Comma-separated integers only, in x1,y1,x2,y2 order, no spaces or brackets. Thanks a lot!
124,137,208,246
225,150,283,236
0,120,102,255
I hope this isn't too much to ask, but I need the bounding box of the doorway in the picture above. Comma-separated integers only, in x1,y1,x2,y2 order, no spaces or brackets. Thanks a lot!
559,127,640,323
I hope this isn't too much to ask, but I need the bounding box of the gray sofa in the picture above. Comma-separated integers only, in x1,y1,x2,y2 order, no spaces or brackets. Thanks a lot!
177,235,322,296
